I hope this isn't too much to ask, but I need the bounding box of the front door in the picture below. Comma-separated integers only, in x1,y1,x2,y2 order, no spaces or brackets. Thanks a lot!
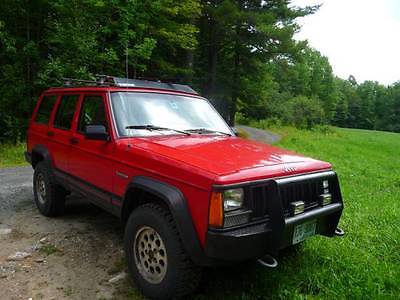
48,94,79,173
68,93,114,207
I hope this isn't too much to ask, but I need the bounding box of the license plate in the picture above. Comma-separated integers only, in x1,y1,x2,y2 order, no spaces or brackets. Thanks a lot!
292,221,316,244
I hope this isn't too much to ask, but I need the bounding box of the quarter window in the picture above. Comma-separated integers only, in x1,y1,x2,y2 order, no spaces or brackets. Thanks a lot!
78,96,107,132
53,95,79,130
35,96,57,125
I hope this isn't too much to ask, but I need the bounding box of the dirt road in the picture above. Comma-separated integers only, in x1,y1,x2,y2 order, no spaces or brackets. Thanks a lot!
236,125,280,144
0,167,140,300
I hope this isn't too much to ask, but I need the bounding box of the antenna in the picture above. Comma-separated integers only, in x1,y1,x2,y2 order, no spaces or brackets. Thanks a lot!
125,43,129,79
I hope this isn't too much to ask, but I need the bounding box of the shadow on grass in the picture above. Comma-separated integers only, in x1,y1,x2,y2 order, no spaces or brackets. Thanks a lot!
194,246,303,299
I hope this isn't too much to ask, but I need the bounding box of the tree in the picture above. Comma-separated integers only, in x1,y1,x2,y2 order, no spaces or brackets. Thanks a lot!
0,0,201,142
196,0,318,125
284,96,325,128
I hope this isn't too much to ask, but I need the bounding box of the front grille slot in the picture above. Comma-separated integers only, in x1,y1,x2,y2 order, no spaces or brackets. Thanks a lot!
250,185,269,218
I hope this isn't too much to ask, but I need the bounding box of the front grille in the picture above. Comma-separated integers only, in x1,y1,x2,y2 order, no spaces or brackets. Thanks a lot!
246,173,336,218
279,180,322,213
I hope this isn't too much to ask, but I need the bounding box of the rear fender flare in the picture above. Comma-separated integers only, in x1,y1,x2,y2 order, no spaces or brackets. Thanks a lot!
31,144,53,168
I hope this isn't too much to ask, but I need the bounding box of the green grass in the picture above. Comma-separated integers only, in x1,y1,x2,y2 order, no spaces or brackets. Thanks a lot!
0,143,27,168
39,244,61,256
194,127,400,300
1,128,399,299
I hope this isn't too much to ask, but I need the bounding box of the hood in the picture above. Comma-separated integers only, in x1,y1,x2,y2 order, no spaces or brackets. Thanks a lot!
127,135,331,179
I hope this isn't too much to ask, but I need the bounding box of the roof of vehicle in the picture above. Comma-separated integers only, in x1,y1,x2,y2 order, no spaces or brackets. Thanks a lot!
44,76,201,97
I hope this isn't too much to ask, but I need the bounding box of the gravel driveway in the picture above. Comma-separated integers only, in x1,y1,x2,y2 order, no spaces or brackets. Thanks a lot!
0,167,137,300
236,125,280,144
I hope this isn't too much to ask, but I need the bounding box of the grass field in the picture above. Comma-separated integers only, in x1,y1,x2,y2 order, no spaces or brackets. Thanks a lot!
0,128,399,299
0,143,27,168
193,127,400,300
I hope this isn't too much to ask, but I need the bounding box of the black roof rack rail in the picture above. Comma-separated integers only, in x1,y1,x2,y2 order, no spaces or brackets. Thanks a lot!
61,75,198,95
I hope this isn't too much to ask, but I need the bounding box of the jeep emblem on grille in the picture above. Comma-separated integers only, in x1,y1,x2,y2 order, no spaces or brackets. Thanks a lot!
284,165,297,173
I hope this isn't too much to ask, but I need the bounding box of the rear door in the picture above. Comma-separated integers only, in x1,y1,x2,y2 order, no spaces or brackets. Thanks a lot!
68,93,114,206
48,94,80,172
27,95,58,153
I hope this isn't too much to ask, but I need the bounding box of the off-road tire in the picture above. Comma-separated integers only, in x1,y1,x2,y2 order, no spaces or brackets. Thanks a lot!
33,161,66,217
124,203,202,299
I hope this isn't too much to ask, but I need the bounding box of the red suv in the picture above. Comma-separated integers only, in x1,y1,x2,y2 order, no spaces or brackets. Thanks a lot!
25,76,344,299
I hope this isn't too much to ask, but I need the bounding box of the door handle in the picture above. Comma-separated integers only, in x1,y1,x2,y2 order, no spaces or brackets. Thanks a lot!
47,131,54,137
69,137,79,145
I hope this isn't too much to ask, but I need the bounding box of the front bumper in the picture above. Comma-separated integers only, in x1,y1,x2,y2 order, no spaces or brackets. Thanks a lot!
205,202,343,261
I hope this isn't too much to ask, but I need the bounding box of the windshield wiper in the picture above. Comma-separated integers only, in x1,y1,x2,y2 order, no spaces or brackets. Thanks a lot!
184,128,232,136
125,124,191,135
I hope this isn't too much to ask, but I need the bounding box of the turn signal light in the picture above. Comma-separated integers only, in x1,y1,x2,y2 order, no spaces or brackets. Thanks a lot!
209,192,223,227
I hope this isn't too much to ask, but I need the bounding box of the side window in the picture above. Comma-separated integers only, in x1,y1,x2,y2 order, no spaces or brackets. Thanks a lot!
78,96,108,133
53,95,79,130
35,96,57,125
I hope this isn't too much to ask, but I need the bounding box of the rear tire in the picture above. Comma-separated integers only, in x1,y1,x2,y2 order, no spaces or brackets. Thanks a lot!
124,203,202,299
33,162,66,217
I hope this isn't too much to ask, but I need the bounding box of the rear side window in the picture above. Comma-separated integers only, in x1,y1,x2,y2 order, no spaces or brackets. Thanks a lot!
35,96,57,125
53,95,79,130
78,95,107,132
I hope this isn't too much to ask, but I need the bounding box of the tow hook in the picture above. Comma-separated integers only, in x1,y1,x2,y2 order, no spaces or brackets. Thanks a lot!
257,254,278,268
335,227,345,236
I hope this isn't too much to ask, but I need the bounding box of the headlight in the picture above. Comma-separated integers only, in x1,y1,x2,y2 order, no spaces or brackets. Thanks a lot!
223,188,244,212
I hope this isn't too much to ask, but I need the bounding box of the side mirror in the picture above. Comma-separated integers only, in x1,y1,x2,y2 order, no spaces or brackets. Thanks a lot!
84,125,109,141
231,127,239,136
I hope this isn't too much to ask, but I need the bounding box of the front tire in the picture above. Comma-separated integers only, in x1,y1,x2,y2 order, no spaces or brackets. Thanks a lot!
33,162,66,217
124,203,201,299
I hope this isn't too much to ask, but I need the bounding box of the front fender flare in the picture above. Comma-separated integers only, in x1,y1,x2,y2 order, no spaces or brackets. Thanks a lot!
122,176,208,265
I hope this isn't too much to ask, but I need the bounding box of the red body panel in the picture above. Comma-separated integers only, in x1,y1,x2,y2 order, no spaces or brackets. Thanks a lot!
27,86,333,247
68,93,114,193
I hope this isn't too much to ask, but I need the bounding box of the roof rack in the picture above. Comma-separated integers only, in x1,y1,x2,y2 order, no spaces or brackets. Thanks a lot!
62,75,198,95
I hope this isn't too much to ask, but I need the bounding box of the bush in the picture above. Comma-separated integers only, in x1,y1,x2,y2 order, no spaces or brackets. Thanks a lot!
235,112,250,125
284,96,325,129
249,118,282,129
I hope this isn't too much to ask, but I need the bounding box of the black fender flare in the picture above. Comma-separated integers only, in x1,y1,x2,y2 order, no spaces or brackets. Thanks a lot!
31,144,53,168
122,176,208,265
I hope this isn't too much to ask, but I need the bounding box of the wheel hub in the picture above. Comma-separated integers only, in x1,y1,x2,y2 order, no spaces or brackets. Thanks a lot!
133,226,168,284
35,173,47,205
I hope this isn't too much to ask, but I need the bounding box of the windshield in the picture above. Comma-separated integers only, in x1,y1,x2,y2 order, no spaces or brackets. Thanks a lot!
110,92,233,137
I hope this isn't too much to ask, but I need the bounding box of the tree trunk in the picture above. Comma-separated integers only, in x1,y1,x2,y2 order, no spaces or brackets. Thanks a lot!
26,3,32,115
185,17,196,83
204,0,218,100
229,24,240,126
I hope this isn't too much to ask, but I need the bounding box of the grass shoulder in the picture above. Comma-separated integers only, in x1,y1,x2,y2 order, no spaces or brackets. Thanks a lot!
0,143,27,168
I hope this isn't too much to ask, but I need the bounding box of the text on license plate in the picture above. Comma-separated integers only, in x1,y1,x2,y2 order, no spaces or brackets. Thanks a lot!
292,221,316,244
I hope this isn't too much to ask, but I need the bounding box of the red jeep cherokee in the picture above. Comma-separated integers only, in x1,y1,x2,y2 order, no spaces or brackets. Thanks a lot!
25,76,344,299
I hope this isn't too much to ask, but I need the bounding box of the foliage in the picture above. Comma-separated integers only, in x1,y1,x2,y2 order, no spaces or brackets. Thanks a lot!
1,0,400,144
284,96,325,128
0,0,200,143
0,143,27,167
